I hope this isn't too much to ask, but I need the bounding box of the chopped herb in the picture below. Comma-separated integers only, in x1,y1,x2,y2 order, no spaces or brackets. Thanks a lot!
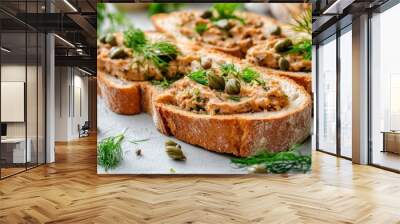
229,95,241,102
97,133,125,171
240,67,259,83
188,70,208,85
195,23,208,35
231,143,311,174
124,28,179,70
288,39,312,60
291,8,312,35
210,3,245,24
220,63,239,77
170,168,176,173
148,3,185,16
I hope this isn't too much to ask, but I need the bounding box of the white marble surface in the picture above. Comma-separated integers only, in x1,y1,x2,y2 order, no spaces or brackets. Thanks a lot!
97,97,311,174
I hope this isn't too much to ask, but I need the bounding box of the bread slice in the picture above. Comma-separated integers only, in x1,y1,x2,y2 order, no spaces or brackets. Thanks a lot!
97,31,311,157
154,49,311,157
151,11,312,94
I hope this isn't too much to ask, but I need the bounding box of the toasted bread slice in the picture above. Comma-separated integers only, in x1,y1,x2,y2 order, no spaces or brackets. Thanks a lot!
154,49,311,157
151,11,312,94
98,31,311,157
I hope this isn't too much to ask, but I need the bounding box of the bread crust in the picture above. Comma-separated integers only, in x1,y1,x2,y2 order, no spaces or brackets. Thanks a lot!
151,11,312,95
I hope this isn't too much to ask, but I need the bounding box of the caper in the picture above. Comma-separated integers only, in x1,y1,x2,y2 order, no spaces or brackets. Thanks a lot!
166,145,186,161
99,34,107,43
270,26,281,36
165,140,178,147
215,19,231,30
105,33,117,46
201,10,213,19
109,47,128,59
225,78,241,95
278,57,290,71
208,73,225,91
274,38,292,53
248,164,267,173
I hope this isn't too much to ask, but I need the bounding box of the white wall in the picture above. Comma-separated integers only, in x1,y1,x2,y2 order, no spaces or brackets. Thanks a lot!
54,67,89,141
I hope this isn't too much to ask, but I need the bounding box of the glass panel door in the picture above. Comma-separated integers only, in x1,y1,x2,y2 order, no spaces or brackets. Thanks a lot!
317,36,337,154
370,3,400,171
339,27,352,158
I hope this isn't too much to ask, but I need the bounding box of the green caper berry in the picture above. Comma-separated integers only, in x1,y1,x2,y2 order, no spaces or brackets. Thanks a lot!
270,26,281,36
201,10,213,19
274,38,293,53
99,34,107,43
166,145,186,161
208,73,225,91
278,57,290,71
225,79,241,95
105,33,117,46
165,140,178,147
248,164,267,173
109,47,128,59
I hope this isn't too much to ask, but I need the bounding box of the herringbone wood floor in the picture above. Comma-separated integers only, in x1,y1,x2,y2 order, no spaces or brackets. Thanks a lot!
0,135,400,224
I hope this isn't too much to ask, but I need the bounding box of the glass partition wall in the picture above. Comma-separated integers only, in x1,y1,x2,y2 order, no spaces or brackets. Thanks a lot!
0,2,46,179
316,26,353,159
370,2,400,172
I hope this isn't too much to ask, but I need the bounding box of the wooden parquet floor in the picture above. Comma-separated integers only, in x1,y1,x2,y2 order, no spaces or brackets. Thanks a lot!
1,135,400,224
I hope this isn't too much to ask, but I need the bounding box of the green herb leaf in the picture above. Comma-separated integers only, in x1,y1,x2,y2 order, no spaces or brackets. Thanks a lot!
124,28,147,51
188,70,208,85
240,67,259,83
291,8,312,35
231,143,311,174
288,39,312,60
124,28,179,70
229,95,241,102
151,77,177,89
211,3,245,24
195,23,208,35
220,63,239,77
148,3,185,16
97,133,125,171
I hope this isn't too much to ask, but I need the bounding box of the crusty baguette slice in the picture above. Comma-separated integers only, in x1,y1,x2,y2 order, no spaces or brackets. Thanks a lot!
98,31,311,157
151,11,312,94
97,71,142,115
154,49,312,157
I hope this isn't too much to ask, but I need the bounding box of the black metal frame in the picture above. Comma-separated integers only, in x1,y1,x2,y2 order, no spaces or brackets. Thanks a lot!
0,0,47,180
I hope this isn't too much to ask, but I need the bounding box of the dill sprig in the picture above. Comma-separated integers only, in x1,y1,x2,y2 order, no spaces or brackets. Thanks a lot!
97,4,133,35
97,133,125,171
148,3,185,16
124,28,179,70
231,143,311,174
291,8,312,35
151,77,179,89
188,70,208,85
210,3,245,24
288,39,312,60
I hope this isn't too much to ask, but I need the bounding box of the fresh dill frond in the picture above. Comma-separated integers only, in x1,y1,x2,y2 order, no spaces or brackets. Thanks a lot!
220,63,239,77
124,28,179,70
231,143,311,174
129,138,150,144
124,28,147,51
291,8,312,35
240,67,260,83
97,133,125,171
148,3,185,16
288,39,312,60
210,3,245,24
151,77,178,89
195,23,208,35
188,70,208,85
